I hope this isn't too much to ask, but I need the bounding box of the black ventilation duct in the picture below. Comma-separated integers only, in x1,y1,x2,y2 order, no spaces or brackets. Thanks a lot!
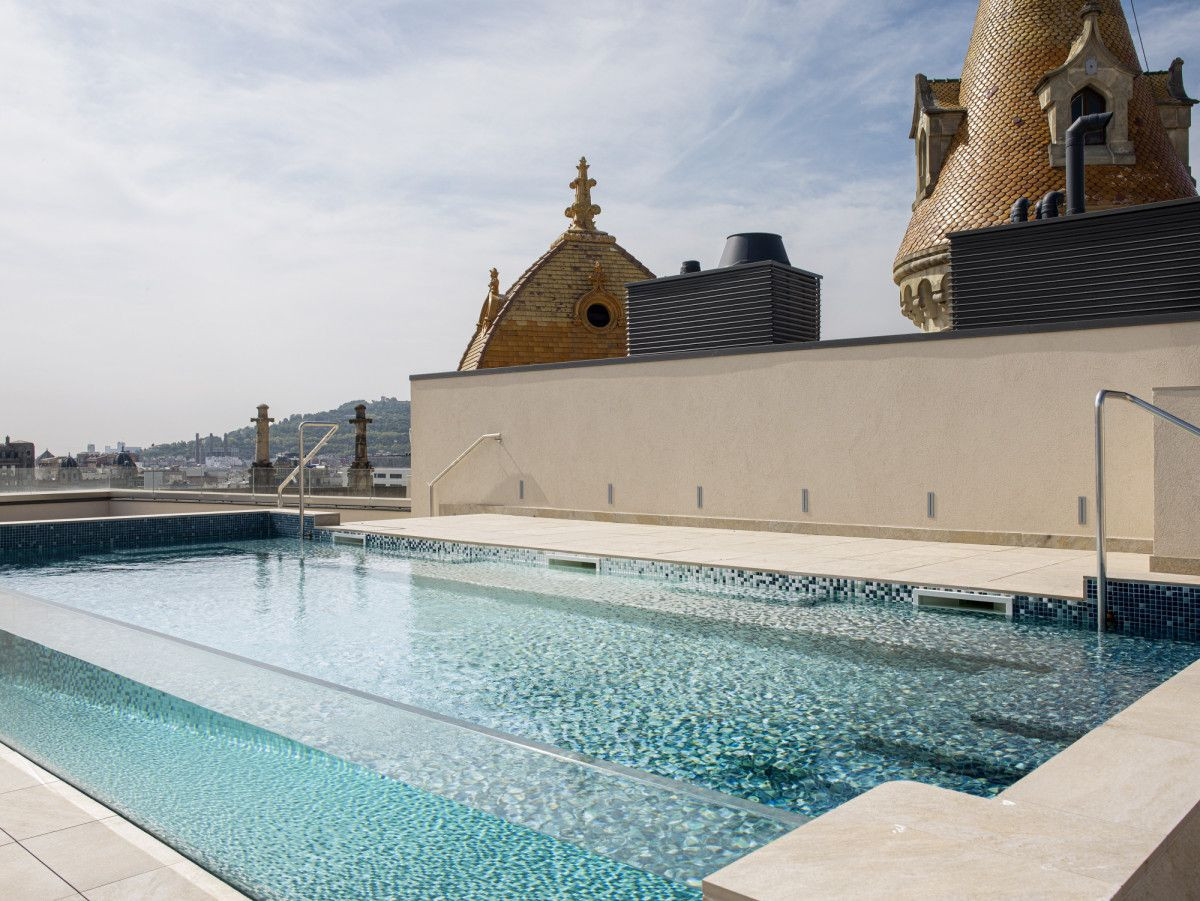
1066,111,1113,215
949,197,1200,330
627,234,820,355
717,233,791,267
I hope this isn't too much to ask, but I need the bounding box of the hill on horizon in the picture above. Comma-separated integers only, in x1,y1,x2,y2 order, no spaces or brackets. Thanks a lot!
139,397,410,462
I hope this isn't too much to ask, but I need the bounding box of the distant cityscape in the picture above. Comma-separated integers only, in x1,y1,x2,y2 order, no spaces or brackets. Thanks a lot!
0,397,411,497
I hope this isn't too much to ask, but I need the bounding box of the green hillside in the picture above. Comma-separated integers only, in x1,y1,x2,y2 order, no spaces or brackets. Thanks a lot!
140,398,410,462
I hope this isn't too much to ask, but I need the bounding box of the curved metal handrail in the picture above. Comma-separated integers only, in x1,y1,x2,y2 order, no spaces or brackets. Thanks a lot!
275,422,339,543
1095,390,1200,635
428,433,501,517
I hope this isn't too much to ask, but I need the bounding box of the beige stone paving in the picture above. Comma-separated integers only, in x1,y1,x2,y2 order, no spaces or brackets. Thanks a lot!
0,744,245,901
335,513,1200,600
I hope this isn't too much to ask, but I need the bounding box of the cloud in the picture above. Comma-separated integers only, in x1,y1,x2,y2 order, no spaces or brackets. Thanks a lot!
3,0,1130,450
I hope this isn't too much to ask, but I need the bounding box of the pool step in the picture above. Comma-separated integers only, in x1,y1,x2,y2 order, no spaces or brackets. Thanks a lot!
855,733,1027,783
969,712,1088,744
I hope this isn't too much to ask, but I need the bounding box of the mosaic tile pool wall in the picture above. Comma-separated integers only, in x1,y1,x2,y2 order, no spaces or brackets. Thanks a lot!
0,511,315,563
1,511,1192,640
318,530,1200,642
0,628,698,900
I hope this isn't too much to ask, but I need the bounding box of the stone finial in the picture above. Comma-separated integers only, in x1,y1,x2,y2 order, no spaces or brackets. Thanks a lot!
479,267,502,326
1080,1,1102,21
565,157,601,231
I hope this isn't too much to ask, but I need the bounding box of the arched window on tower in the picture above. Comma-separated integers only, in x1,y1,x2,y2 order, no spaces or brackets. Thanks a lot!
1070,87,1108,145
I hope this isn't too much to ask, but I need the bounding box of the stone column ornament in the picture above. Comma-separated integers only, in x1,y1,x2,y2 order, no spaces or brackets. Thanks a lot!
249,403,275,491
347,404,374,494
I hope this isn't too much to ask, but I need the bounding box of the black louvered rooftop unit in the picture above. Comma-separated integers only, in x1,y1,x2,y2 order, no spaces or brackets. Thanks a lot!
626,236,821,356
949,197,1200,330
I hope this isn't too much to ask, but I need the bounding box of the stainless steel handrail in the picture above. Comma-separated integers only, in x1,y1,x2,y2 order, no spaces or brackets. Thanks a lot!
275,422,339,541
1095,390,1200,635
428,433,501,517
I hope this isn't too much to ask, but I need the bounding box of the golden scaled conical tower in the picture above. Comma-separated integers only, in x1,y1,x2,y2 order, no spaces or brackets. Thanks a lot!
895,0,1196,331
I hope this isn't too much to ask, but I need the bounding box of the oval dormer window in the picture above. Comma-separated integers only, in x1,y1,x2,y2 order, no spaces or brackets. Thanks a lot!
585,302,613,329
1070,87,1108,145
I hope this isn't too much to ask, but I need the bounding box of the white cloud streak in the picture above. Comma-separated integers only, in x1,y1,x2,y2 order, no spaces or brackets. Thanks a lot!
2,1,1190,450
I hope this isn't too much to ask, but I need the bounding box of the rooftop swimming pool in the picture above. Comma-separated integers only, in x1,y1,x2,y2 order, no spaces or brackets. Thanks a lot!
2,536,1199,898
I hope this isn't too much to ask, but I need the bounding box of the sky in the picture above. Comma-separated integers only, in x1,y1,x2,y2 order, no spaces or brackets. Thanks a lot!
2,0,1196,453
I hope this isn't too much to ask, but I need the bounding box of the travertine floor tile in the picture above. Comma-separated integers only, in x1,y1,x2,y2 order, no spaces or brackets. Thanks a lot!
343,513,1200,600
0,842,79,900
84,864,237,901
23,820,167,891
0,755,57,795
0,782,109,840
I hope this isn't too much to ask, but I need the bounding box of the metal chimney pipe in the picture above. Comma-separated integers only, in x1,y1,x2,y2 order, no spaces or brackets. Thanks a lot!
1066,111,1113,215
1038,190,1065,219
1010,198,1030,223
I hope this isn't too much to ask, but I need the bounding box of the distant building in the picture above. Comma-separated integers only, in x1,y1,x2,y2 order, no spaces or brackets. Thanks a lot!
142,470,168,491
371,467,410,494
895,0,1196,331
38,454,82,484
0,436,35,484
457,158,654,370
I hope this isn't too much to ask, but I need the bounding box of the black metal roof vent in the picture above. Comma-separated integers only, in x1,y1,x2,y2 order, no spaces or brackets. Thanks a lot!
626,234,820,355
717,233,791,267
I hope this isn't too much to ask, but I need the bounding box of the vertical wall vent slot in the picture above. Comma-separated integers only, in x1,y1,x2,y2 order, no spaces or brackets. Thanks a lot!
913,589,1013,618
547,554,599,572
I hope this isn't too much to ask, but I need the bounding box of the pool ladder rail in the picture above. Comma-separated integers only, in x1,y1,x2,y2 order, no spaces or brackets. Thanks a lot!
277,421,340,539
1094,390,1200,636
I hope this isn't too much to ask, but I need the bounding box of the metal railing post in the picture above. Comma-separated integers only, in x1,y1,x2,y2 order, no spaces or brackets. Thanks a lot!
275,422,340,544
428,433,502,517
1094,390,1200,636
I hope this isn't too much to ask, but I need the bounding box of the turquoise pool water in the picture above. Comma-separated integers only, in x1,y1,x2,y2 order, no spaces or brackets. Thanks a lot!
0,630,698,900
3,538,1197,823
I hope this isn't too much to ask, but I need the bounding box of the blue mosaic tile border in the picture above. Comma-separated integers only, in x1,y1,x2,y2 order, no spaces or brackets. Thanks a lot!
269,512,318,540
318,530,1200,642
1083,577,1200,642
0,511,313,563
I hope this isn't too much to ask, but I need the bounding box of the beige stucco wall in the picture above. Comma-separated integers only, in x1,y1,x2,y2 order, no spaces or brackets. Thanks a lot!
0,494,409,524
411,320,1200,544
0,499,112,522
1152,386,1200,572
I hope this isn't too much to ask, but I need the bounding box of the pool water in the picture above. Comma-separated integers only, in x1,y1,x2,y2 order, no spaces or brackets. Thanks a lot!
4,538,1197,820
0,631,697,901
